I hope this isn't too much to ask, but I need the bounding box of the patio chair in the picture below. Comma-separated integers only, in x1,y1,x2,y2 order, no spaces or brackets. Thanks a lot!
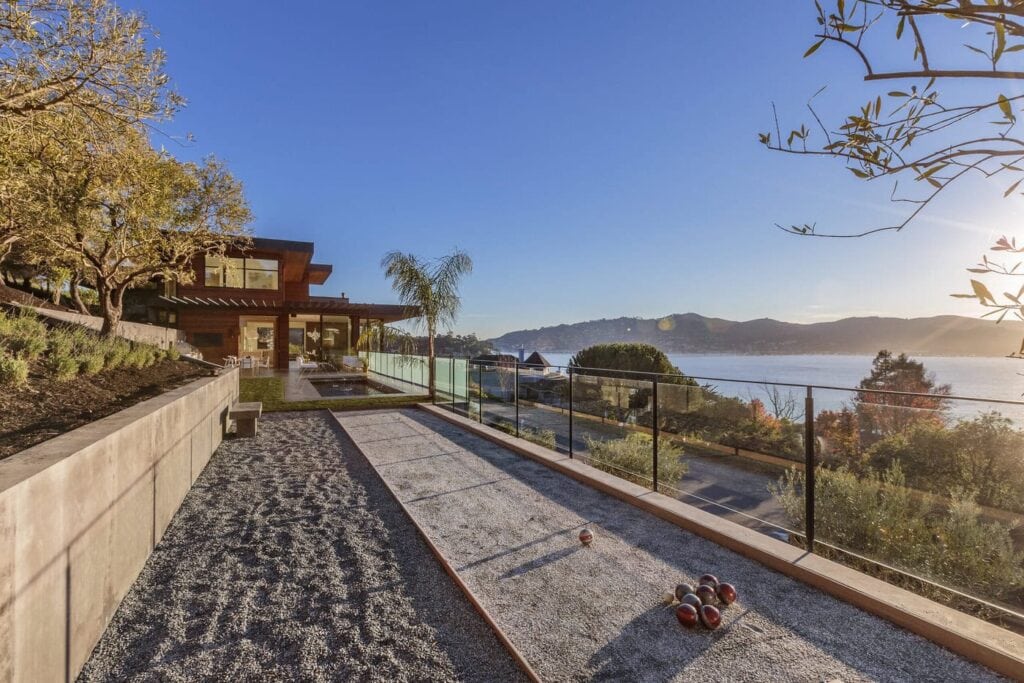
296,356,319,377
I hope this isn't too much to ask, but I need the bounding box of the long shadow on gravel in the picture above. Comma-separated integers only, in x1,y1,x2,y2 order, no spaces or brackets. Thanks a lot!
78,411,525,683
396,409,1002,683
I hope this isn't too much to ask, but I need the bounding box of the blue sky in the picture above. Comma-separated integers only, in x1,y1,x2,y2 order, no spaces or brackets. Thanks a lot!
127,1,1020,338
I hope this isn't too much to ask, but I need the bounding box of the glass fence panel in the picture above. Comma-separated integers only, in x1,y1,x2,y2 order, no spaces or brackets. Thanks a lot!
572,372,655,488
651,378,804,539
477,362,517,430
808,388,1024,622
453,358,469,414
515,363,569,452
434,356,453,405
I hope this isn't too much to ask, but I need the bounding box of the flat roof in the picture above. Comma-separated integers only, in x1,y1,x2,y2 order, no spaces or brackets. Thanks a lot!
158,295,417,322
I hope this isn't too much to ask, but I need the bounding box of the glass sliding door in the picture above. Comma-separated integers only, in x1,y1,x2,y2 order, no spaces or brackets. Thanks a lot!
321,315,351,368
239,316,276,368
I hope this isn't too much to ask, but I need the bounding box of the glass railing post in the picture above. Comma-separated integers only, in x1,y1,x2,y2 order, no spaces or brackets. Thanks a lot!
568,367,574,458
514,361,520,438
804,385,815,552
652,377,659,493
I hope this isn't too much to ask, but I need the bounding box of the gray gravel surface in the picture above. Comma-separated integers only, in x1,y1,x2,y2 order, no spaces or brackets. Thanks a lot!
78,411,526,682
335,408,1006,683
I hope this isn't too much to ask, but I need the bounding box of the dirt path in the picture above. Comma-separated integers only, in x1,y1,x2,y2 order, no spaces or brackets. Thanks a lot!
334,408,1004,683
78,411,525,682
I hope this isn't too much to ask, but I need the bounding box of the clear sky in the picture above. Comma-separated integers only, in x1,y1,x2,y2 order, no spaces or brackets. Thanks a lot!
125,1,1020,338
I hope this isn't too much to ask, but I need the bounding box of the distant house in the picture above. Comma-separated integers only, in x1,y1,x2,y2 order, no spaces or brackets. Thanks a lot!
522,351,551,369
472,353,518,368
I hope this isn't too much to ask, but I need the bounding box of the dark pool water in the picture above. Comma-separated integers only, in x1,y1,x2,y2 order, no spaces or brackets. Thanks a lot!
310,378,401,397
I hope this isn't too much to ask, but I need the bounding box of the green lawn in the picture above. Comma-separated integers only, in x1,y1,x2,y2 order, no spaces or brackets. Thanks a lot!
239,376,428,412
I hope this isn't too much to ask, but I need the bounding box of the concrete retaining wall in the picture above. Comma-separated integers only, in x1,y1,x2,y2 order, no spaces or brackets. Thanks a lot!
0,368,239,682
15,305,185,349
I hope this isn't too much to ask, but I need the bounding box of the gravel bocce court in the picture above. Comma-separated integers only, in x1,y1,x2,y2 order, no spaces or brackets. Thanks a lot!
78,411,525,682
333,409,1006,683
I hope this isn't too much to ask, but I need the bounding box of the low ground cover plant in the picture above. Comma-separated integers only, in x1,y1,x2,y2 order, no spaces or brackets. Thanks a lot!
0,309,178,387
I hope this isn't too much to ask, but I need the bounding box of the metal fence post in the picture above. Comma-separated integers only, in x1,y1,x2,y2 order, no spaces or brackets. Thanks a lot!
652,377,659,493
451,355,455,413
514,361,520,438
478,362,484,423
568,366,574,458
804,386,815,551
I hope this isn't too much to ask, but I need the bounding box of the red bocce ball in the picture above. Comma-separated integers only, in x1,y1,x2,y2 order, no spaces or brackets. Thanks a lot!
698,573,719,589
579,528,594,545
699,604,722,630
676,603,699,628
716,582,738,605
695,584,717,606
681,593,702,610
674,583,695,601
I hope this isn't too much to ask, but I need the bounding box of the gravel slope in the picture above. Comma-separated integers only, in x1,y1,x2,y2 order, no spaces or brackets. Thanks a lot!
78,411,525,682
335,408,1005,683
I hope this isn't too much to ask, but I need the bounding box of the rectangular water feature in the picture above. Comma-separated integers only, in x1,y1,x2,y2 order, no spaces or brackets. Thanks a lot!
310,378,401,398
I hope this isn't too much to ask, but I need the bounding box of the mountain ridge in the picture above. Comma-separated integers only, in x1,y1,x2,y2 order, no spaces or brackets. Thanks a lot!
487,313,1024,357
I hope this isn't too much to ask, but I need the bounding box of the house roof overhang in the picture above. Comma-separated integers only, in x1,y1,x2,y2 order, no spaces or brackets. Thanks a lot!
308,263,332,285
158,295,417,323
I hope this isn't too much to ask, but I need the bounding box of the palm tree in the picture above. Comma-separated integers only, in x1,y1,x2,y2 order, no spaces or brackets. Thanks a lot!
381,249,473,397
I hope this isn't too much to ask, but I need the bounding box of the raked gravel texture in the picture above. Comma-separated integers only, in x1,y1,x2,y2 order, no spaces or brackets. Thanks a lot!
334,408,1007,683
77,411,526,682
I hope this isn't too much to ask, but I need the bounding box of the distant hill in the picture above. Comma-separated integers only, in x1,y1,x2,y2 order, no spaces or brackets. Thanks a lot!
488,313,1024,357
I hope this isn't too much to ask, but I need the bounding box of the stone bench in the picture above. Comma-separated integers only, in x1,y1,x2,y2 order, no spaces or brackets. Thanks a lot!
229,401,263,437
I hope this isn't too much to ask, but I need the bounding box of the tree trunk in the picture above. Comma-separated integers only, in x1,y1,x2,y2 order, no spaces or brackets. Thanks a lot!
69,277,89,315
427,324,436,398
97,281,122,337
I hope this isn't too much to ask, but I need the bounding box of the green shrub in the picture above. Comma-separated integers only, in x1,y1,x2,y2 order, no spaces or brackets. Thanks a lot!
0,310,48,360
583,432,687,490
165,345,181,361
50,354,80,382
771,463,1024,604
125,346,150,369
522,426,557,450
865,414,1024,514
79,353,106,376
9,334,47,360
0,352,29,388
46,328,76,359
103,340,130,370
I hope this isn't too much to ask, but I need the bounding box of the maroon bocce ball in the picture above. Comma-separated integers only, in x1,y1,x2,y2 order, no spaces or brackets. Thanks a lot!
699,604,722,630
681,593,702,609
698,573,719,589
579,528,594,545
675,603,699,628
674,583,695,601
695,584,717,606
716,582,738,605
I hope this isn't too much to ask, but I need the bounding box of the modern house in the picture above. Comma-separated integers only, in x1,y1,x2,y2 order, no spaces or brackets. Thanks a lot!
148,237,416,368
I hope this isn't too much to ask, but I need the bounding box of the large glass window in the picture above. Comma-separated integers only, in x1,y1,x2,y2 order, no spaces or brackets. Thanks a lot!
204,256,278,290
244,258,279,290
